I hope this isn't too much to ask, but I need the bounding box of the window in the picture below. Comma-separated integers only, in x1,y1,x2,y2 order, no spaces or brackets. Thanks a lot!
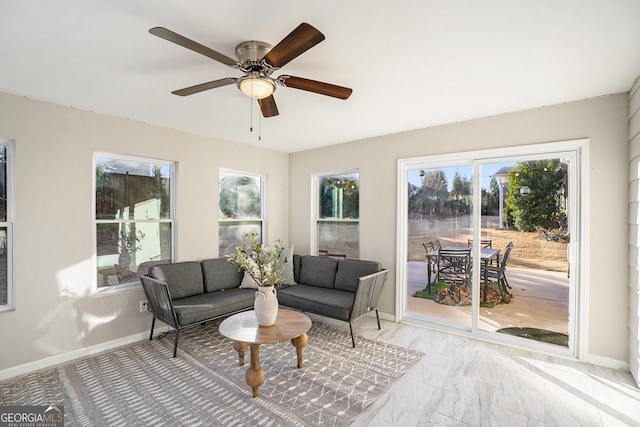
316,171,359,258
95,154,174,288
219,170,264,256
0,140,13,310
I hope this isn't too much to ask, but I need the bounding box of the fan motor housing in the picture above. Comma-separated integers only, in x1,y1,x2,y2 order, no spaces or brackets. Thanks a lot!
236,40,272,72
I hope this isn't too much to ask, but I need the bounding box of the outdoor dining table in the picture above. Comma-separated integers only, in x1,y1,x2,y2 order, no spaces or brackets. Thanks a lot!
427,245,501,301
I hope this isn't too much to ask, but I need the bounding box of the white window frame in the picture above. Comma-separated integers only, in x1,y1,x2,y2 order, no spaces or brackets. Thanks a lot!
0,139,14,312
313,169,360,257
93,152,176,291
218,169,266,255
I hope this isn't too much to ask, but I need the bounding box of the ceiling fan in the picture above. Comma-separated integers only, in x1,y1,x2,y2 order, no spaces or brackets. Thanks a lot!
149,23,353,118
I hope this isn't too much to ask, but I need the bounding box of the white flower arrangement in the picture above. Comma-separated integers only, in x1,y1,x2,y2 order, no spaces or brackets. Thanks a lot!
226,233,286,287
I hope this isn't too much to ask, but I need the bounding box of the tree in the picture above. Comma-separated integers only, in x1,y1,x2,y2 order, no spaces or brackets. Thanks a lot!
408,170,449,217
505,160,567,231
450,172,471,215
319,176,359,219
482,176,500,215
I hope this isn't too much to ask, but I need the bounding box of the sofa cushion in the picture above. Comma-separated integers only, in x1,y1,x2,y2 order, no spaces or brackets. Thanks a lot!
239,271,259,289
334,259,382,293
201,258,244,292
298,255,339,288
277,244,296,285
149,262,203,299
278,285,354,321
292,254,302,284
173,288,255,325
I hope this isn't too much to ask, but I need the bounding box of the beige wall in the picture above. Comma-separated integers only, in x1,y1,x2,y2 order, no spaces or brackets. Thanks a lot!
290,94,630,364
0,92,289,373
0,90,632,374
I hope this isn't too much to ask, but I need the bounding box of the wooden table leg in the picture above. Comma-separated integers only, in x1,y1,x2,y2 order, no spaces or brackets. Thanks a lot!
245,344,265,398
291,333,309,368
232,341,248,366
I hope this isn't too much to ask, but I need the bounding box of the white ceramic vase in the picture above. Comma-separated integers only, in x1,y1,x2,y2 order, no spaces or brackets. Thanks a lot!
254,286,278,326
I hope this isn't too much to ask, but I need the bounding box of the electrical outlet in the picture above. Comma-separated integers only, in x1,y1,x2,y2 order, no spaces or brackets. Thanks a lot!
139,300,148,313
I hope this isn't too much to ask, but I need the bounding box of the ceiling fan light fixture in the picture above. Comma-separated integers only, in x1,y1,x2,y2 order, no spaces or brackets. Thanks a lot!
239,77,274,99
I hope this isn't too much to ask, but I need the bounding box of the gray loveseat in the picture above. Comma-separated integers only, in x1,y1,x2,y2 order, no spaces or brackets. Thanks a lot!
139,255,388,357
140,258,255,357
278,255,388,347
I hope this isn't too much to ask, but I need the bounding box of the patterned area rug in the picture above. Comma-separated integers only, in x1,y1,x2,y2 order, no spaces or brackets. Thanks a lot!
1,320,423,426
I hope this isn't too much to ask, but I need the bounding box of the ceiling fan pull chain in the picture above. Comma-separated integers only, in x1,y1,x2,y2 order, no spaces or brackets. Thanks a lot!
249,96,254,133
259,113,262,141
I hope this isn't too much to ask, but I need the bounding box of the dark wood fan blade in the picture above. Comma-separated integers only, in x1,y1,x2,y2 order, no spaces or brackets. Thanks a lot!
172,78,236,96
262,23,325,69
279,75,352,99
149,27,239,67
258,95,279,117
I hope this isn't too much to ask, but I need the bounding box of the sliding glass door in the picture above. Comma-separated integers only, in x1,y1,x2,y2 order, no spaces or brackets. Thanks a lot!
398,141,582,355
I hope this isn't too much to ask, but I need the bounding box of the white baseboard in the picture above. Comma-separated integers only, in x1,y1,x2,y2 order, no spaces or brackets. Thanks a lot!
585,353,630,371
375,311,394,322
0,326,169,381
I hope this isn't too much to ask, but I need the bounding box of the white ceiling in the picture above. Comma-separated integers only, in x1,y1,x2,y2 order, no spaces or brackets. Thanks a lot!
1,1,640,153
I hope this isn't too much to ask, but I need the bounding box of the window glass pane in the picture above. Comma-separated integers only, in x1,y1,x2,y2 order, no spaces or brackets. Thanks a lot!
95,158,171,220
319,173,359,219
0,143,9,307
219,174,261,220
317,221,359,259
0,146,6,223
218,171,263,257
317,172,359,258
96,222,172,286
95,155,173,288
477,158,570,346
406,165,474,328
218,222,262,255
0,227,6,305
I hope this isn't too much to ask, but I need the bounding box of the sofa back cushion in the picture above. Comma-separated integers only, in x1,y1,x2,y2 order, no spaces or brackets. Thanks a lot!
292,254,302,284
201,258,244,292
149,262,203,299
335,259,383,293
277,245,296,285
298,255,339,288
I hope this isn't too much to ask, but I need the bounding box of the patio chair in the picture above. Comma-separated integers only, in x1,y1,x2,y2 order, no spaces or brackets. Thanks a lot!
468,239,493,248
437,248,471,300
481,242,514,303
468,239,495,267
422,239,441,293
437,248,471,283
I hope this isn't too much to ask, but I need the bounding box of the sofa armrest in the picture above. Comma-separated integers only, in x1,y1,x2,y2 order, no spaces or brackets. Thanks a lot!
350,269,388,322
139,274,180,329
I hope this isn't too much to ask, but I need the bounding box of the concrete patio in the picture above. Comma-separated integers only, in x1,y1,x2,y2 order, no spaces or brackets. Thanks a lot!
406,261,569,335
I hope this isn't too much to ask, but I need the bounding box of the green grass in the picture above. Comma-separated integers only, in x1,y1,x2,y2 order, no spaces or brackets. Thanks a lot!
413,281,449,300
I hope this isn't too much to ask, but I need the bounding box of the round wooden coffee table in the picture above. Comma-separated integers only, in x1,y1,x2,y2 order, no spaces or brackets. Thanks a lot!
219,309,312,397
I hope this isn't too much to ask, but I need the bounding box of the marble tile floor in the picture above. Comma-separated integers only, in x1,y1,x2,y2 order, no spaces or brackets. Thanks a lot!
329,315,640,427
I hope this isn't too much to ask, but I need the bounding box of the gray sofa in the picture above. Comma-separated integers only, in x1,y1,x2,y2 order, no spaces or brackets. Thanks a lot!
140,258,255,357
279,255,388,347
139,255,388,357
